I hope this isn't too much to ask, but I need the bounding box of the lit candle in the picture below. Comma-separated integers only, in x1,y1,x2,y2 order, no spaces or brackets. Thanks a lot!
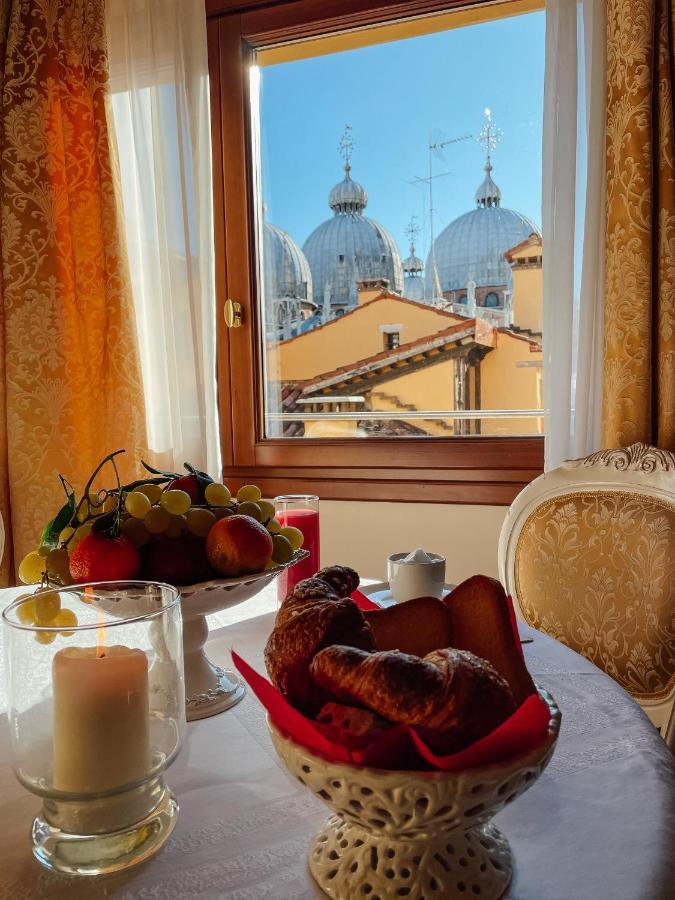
52,644,150,793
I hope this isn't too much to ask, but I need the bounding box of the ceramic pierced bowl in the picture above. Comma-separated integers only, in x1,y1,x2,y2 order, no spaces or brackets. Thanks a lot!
180,549,308,720
268,687,560,900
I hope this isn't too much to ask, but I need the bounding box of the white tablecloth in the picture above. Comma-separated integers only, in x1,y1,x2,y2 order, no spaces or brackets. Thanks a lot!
1,584,674,900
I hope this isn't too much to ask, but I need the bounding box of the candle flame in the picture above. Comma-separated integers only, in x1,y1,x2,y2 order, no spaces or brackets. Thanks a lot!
84,586,106,658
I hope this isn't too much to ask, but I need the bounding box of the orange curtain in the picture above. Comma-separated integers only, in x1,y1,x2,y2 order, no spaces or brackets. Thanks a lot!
603,0,675,449
0,0,148,584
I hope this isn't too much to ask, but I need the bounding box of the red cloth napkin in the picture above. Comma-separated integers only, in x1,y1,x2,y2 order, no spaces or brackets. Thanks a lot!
231,647,551,772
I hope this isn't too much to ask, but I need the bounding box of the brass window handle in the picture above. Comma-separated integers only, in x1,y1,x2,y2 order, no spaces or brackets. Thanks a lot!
224,299,243,328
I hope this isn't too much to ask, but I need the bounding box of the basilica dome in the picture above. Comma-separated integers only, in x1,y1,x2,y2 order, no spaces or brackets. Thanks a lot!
303,161,403,315
263,218,314,339
426,162,540,297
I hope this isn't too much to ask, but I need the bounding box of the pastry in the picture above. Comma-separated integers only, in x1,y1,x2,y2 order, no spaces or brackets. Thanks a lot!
364,596,453,657
314,565,360,596
444,575,536,704
265,587,374,713
310,645,515,752
316,702,388,748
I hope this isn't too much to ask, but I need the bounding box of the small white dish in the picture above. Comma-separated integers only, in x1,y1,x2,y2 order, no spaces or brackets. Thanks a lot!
360,580,454,608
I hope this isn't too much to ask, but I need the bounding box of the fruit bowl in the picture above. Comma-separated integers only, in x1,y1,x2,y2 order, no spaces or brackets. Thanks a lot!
181,549,309,720
268,687,560,900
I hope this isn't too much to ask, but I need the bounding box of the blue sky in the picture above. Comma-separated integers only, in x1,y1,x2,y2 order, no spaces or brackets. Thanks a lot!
258,10,545,261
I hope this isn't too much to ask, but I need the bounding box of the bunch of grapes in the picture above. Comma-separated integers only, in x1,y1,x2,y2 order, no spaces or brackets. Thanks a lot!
18,452,304,588
119,480,303,567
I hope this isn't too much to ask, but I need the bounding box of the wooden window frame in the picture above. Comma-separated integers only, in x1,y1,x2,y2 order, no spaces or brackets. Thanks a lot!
207,0,545,505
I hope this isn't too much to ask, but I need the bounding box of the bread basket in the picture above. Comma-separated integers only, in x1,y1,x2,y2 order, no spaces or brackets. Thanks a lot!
268,686,560,900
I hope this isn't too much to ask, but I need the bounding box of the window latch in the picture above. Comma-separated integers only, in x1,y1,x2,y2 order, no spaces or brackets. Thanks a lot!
224,299,243,328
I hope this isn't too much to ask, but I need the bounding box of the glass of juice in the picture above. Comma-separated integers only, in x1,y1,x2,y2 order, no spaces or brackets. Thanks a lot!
275,494,320,602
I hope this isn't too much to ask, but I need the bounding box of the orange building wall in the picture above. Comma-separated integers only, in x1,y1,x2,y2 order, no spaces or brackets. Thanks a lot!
273,296,461,382
480,332,543,434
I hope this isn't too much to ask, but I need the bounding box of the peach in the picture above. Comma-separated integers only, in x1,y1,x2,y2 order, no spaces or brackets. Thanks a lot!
206,514,273,577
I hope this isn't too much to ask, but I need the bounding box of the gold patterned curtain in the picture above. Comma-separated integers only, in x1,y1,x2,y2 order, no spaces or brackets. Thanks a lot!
604,0,675,449
0,0,148,584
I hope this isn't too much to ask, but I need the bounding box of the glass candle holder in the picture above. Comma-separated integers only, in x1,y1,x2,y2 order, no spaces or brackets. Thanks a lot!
2,581,185,876
275,494,320,602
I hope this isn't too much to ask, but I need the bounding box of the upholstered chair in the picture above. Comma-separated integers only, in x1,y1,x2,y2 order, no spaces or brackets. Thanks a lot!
499,443,675,748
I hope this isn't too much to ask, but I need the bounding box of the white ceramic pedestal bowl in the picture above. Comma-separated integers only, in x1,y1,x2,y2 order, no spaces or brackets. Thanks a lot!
181,550,308,721
269,688,560,900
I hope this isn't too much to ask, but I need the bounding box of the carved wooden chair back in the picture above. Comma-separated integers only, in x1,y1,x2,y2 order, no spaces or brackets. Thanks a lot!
499,443,675,743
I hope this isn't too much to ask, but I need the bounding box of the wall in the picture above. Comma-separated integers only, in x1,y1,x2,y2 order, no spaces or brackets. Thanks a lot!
275,295,457,381
320,500,508,585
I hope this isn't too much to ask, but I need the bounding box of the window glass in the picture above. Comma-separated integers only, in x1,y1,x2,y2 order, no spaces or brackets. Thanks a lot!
254,10,544,438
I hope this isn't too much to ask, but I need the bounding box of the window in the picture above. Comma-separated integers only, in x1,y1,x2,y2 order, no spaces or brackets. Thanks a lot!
209,0,545,504
485,291,500,307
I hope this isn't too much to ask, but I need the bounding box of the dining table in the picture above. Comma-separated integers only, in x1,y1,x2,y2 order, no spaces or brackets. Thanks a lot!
1,580,674,900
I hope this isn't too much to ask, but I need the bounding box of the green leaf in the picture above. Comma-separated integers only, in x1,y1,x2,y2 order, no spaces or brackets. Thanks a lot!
39,494,76,552
141,459,179,479
183,462,213,491
91,510,119,537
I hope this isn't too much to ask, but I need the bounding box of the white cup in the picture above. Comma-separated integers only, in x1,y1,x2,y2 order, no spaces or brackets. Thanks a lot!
387,550,446,603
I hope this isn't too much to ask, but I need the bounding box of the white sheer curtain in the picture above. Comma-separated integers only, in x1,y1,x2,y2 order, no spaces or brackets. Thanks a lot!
542,0,606,470
105,0,220,477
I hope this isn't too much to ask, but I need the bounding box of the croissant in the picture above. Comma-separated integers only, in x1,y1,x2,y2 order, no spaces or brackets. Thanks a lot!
265,578,374,713
310,645,516,752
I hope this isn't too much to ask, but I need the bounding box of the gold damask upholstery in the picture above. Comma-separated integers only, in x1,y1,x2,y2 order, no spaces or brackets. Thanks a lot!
515,491,675,703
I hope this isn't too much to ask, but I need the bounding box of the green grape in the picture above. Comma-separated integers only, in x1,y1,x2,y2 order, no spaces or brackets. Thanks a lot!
125,490,152,519
71,521,93,549
136,482,163,504
257,500,275,523
185,507,216,537
102,495,118,513
237,501,262,521
76,502,90,523
144,505,171,534
204,482,231,507
37,544,50,557
35,593,61,623
59,525,76,545
46,547,70,580
237,484,262,503
53,608,78,636
271,534,294,565
18,551,47,585
36,631,57,645
88,492,105,515
279,526,303,551
122,517,151,547
160,490,191,516
165,514,187,540
266,518,282,534
16,595,37,625
214,507,233,520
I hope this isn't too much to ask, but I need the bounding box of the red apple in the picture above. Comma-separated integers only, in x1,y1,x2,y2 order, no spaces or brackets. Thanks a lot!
206,514,273,577
166,474,201,503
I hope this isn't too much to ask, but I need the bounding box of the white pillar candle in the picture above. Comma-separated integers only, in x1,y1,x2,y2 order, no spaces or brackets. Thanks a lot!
52,645,150,794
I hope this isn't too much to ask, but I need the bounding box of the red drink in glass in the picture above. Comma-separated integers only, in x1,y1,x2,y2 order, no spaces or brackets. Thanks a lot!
275,495,320,601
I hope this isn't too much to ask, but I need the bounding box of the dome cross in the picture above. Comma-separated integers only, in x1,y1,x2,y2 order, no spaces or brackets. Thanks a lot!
338,124,355,173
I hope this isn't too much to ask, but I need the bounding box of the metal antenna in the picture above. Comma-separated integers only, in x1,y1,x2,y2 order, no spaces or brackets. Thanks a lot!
411,132,472,300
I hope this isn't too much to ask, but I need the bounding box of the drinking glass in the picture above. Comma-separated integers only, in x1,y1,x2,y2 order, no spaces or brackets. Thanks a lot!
275,494,320,601
2,581,185,876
